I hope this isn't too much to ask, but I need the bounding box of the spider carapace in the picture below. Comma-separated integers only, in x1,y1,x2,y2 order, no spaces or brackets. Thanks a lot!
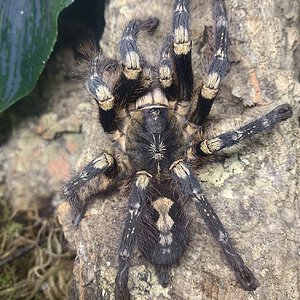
62,0,292,298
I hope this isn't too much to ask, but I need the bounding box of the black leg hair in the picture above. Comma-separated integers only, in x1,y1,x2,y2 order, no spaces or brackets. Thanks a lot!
98,105,117,133
118,18,159,101
87,56,120,132
120,18,159,81
87,18,159,133
159,35,178,100
169,159,260,291
190,0,229,125
172,0,193,104
63,153,118,226
115,171,152,300
192,103,292,157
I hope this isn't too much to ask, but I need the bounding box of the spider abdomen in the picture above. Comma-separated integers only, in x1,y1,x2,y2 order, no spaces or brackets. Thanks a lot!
138,193,189,286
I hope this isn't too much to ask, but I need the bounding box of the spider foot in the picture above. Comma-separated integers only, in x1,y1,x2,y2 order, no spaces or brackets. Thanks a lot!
155,265,170,287
64,191,86,227
115,279,130,300
234,264,260,291
273,103,292,121
72,208,86,227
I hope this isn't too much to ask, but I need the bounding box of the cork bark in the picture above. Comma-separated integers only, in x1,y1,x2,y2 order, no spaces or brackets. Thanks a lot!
58,0,300,299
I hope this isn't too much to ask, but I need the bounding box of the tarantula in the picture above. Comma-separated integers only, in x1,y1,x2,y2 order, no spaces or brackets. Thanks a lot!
63,0,292,298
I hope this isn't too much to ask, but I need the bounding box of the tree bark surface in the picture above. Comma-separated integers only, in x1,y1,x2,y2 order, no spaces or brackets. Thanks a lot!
58,0,300,299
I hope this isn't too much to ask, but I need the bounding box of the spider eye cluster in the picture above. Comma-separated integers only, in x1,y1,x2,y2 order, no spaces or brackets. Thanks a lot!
143,107,167,134
149,108,160,119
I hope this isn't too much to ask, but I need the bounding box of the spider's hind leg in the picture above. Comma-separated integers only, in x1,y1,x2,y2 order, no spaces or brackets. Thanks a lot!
115,171,152,300
192,103,292,157
63,152,118,226
170,160,260,291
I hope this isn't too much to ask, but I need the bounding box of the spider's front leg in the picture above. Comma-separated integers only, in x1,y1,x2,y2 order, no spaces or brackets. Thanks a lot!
172,0,193,105
119,18,158,82
115,171,152,300
87,17,159,133
169,159,260,291
63,153,118,226
159,35,177,100
190,0,230,125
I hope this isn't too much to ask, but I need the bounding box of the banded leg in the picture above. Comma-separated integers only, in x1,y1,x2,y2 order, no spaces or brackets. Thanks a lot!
88,56,120,132
173,0,193,104
115,171,152,300
63,153,118,226
192,104,292,157
159,35,177,100
87,18,159,132
190,0,230,125
116,18,159,111
170,160,259,291
120,18,158,80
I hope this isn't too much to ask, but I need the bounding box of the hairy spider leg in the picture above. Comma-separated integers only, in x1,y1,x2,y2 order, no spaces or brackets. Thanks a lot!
115,171,152,300
170,159,260,291
87,56,120,132
159,35,178,101
63,153,118,226
120,18,158,80
87,18,159,133
172,0,194,112
119,17,159,96
192,103,292,156
190,0,230,125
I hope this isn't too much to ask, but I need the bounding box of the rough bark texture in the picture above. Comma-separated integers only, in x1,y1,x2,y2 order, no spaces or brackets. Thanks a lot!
57,0,300,299
1,0,299,299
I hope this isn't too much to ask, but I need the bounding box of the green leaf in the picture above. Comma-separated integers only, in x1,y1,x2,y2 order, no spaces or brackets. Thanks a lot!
0,0,74,112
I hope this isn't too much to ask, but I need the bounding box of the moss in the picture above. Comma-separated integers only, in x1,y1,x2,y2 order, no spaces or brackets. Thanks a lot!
0,200,73,299
0,264,15,289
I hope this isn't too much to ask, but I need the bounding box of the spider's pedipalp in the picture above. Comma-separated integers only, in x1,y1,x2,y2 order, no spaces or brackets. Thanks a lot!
170,160,259,291
88,57,118,104
63,153,118,226
190,0,230,125
192,103,293,157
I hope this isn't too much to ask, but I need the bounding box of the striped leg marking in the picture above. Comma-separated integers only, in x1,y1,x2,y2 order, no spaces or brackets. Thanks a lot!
63,153,117,226
173,0,193,103
193,104,292,156
120,18,159,80
170,160,259,291
115,171,152,300
190,0,230,125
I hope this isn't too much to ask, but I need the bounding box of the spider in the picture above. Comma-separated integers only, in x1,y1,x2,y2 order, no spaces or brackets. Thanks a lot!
62,0,292,298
